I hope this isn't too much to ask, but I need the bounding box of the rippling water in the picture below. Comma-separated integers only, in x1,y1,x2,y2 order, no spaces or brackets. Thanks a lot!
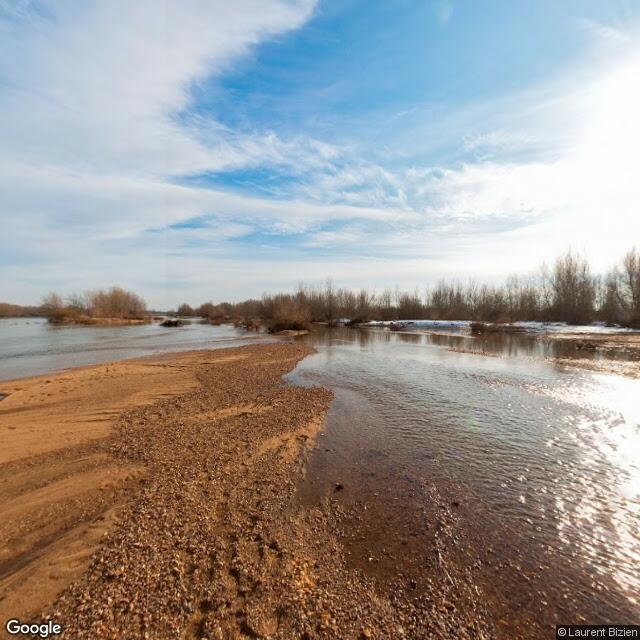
290,328,640,634
1,318,637,631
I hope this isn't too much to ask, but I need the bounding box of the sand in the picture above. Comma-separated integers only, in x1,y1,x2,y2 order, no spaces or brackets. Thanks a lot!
0,351,212,625
0,343,494,639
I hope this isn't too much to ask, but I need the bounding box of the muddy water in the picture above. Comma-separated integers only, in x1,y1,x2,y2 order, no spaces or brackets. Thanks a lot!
289,328,640,637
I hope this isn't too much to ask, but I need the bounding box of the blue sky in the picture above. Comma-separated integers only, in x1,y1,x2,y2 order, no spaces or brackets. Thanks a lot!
1,0,639,306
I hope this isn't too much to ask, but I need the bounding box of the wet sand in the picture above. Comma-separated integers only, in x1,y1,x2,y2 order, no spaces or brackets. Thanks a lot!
0,343,495,639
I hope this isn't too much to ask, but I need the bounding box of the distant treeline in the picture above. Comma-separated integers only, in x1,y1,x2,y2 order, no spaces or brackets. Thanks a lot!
6,250,638,329
42,287,147,323
182,249,640,330
0,302,48,318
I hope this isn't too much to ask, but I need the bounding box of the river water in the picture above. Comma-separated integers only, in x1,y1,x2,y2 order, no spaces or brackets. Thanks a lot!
290,327,640,637
0,318,638,635
0,317,271,381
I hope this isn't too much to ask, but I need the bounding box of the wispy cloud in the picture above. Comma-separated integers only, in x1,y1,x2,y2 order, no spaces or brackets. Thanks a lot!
581,19,634,46
1,1,640,305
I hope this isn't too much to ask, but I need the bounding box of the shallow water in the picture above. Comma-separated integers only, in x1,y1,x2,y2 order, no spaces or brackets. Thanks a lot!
289,327,640,635
0,317,270,381
1,319,637,632
393,326,640,361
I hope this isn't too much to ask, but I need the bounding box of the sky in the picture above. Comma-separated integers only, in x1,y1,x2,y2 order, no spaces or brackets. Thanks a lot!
1,0,639,307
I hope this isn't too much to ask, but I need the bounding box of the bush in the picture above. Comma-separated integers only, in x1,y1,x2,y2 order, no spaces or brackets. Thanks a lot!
261,293,311,332
86,287,146,318
42,287,147,322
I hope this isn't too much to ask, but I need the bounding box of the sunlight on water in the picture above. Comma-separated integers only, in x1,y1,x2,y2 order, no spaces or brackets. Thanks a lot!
544,374,640,598
292,327,640,616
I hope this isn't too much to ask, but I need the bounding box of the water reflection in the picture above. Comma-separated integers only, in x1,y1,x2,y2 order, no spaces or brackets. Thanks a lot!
1,318,637,623
309,324,640,363
291,326,640,628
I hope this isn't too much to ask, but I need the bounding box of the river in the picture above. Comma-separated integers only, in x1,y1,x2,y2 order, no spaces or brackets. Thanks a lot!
0,317,271,381
0,317,638,636
291,327,640,637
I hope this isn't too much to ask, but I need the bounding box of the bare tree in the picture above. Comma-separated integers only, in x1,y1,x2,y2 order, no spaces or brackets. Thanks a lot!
191,248,638,327
550,252,596,324
324,278,336,325
621,249,640,326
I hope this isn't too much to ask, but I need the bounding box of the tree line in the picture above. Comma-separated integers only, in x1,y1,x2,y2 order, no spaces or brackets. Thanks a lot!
0,303,48,318
18,248,639,329
182,249,640,329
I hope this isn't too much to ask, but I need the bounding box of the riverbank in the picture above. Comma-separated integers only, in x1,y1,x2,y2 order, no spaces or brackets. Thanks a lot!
543,330,640,377
0,343,495,639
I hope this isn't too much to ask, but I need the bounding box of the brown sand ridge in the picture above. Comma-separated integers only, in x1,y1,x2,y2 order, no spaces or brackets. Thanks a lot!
0,343,495,639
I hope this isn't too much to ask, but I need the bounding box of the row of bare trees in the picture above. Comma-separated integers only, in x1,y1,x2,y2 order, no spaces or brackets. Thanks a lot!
190,249,640,329
0,303,48,318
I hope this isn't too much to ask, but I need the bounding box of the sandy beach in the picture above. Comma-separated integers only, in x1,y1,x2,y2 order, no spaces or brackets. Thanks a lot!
0,342,495,639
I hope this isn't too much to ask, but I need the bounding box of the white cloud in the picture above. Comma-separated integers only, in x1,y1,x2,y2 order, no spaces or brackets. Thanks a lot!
294,46,640,273
462,129,534,158
0,0,317,173
1,2,640,306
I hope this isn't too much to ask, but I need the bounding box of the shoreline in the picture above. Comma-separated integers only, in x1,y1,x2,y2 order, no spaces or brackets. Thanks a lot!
438,329,640,378
47,317,152,326
0,344,331,634
1,333,635,637
0,343,498,639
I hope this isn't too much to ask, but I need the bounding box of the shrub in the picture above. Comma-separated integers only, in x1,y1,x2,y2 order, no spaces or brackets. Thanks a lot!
42,287,147,322
192,248,640,327
261,293,311,332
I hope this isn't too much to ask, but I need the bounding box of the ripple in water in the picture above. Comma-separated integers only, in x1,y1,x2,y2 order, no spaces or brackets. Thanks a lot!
290,327,640,629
